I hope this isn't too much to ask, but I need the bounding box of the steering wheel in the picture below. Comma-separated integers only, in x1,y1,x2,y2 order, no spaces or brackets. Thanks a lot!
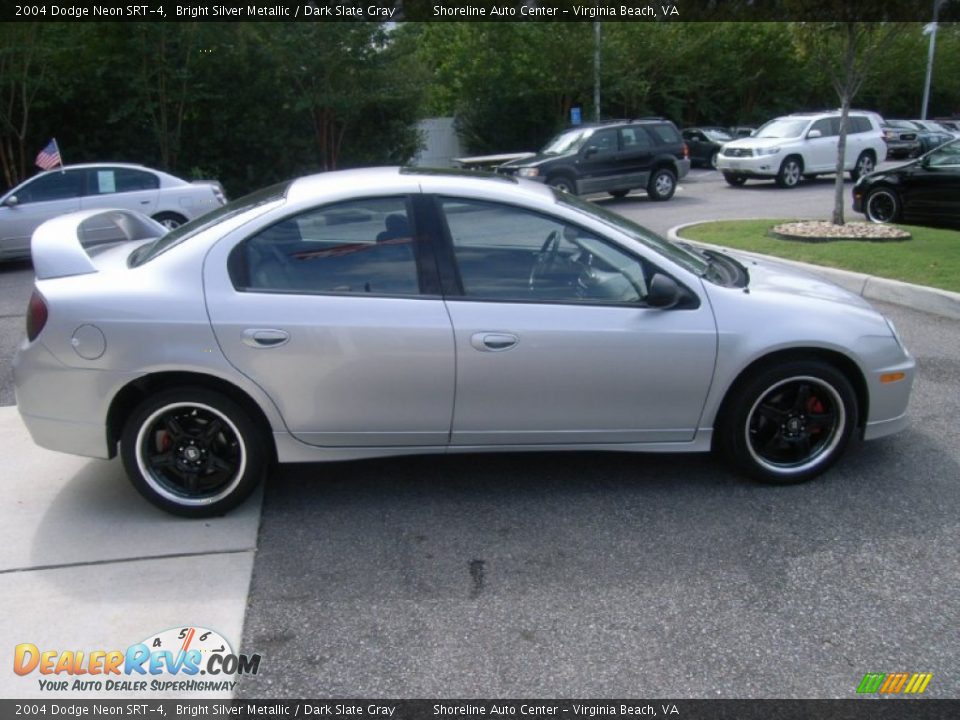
528,230,562,291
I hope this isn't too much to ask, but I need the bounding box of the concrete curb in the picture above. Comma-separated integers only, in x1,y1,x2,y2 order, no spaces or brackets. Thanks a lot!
668,221,960,321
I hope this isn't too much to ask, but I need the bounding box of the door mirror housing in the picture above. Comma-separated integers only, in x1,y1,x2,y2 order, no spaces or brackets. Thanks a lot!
646,273,683,309
807,129,823,139
2,195,18,208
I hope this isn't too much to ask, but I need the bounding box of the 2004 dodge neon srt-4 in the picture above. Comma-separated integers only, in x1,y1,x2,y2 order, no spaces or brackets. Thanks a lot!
14,168,915,517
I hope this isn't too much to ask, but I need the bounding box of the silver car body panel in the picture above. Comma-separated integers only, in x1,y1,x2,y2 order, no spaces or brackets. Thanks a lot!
14,168,915,467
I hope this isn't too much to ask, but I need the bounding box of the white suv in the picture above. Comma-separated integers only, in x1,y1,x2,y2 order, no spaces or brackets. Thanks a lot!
716,111,887,188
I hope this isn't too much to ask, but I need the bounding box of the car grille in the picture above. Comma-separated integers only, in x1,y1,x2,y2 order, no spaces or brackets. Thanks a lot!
723,147,753,158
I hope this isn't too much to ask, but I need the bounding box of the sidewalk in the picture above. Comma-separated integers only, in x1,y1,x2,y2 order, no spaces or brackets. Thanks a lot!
0,405,262,699
668,222,960,321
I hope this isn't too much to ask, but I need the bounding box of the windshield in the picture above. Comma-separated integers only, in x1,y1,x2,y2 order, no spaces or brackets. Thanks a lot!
554,191,709,277
755,118,809,139
129,182,290,267
541,128,595,155
703,129,734,142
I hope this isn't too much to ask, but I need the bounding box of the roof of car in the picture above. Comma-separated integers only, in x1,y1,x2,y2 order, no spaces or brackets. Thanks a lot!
37,162,153,172
285,166,555,206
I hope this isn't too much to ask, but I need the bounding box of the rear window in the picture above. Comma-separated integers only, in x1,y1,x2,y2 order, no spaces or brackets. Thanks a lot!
648,123,682,144
129,182,289,267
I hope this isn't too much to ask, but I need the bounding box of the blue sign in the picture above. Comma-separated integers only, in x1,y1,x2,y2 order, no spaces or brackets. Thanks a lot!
570,107,582,125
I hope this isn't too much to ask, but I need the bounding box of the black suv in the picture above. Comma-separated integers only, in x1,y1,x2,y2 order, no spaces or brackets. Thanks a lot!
497,119,691,200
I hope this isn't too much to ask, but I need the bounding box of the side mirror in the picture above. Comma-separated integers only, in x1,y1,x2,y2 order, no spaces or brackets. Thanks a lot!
2,195,18,208
807,129,823,139
583,146,599,158
647,273,683,309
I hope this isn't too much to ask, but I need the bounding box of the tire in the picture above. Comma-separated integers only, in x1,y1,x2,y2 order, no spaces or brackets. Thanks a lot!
849,152,875,182
863,187,901,224
120,387,268,517
709,151,720,169
723,172,747,187
718,360,858,485
152,212,188,230
548,175,577,194
646,167,677,201
775,157,803,188
608,189,630,199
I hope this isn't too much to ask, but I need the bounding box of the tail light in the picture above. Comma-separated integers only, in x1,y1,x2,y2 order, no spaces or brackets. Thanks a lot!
26,290,48,342
683,143,690,160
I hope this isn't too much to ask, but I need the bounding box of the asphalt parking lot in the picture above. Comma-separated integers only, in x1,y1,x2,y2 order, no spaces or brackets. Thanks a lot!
2,167,958,699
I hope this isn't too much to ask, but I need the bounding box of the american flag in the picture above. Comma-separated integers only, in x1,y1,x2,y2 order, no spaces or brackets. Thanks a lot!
35,139,62,170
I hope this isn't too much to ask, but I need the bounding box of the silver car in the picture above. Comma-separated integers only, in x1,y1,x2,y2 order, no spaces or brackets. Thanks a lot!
13,168,915,517
0,163,226,261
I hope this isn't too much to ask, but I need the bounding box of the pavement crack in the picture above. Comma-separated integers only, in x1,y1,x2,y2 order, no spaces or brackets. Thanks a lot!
0,547,255,575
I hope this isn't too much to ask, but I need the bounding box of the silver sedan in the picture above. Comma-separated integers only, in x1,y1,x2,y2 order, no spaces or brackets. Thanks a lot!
13,168,915,516
0,163,226,261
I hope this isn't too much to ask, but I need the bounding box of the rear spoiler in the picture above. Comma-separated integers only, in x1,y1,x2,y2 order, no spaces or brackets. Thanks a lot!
31,209,165,280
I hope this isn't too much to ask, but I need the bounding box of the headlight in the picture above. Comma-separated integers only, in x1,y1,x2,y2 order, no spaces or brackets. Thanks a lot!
518,167,540,178
754,146,781,156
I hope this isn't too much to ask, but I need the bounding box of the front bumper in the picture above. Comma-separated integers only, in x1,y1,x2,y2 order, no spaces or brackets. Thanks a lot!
715,153,781,178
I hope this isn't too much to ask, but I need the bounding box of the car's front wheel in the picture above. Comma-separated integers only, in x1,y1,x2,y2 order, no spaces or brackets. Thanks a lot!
647,167,677,201
775,157,803,188
547,175,577,194
863,187,901,224
121,387,268,517
718,360,857,484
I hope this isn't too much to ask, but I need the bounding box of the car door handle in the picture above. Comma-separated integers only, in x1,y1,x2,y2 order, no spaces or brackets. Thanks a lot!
470,332,519,352
242,329,290,348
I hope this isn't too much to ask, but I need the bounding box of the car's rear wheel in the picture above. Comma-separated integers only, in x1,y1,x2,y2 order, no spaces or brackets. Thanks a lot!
864,187,901,224
775,157,803,188
647,168,677,201
850,152,875,182
719,360,857,484
723,172,746,186
152,212,188,230
121,387,267,517
709,151,720,169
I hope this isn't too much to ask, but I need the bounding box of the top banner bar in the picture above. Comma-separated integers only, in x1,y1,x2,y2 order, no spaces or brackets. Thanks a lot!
4,1,959,23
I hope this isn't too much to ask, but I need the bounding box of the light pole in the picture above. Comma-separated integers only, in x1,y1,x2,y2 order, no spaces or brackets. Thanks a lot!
593,21,601,122
920,0,948,119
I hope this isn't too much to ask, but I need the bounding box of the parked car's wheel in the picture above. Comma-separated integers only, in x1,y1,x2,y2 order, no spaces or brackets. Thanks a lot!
850,152,875,182
152,212,188,230
863,187,901,224
608,189,630,199
719,360,857,484
775,157,803,188
647,167,677,201
547,175,577,194
709,151,720,169
723,172,747,186
121,387,268,517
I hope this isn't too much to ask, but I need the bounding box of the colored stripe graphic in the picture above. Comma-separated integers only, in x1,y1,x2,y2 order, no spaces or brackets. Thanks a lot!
857,672,933,694
904,673,933,694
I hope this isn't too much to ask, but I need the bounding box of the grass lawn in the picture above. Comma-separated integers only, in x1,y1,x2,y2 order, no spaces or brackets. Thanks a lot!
677,219,960,294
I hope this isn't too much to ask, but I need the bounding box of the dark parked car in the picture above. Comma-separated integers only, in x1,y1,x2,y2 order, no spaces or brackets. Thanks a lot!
497,119,690,201
853,138,960,228
682,127,734,168
881,120,923,159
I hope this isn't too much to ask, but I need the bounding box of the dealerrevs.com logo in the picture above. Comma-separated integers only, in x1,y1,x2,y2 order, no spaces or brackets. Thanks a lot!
856,672,933,695
13,626,261,693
